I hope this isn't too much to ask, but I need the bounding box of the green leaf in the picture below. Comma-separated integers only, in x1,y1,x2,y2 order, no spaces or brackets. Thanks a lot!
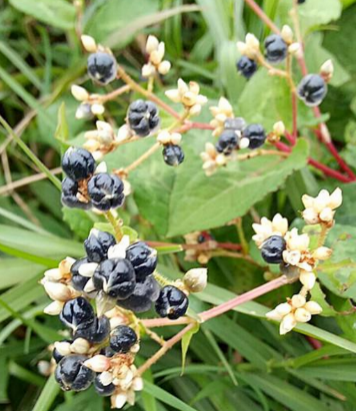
63,208,96,240
32,374,60,411
0,243,59,267
55,102,69,144
181,322,200,373
9,0,76,30
143,381,198,411
0,259,44,290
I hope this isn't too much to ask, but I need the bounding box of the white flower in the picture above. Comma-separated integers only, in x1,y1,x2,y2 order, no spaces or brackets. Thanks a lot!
157,130,182,145
320,59,334,82
299,271,316,290
280,313,297,335
281,25,293,44
84,355,111,372
236,33,260,59
44,300,64,315
252,213,288,247
200,142,227,176
273,121,285,137
108,235,130,259
209,97,234,137
142,35,171,78
43,282,73,302
302,188,342,226
183,268,208,293
313,246,332,260
165,79,208,116
81,35,97,52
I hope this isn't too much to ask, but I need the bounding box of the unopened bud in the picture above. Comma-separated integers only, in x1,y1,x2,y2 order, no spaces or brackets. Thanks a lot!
294,307,312,323
44,300,64,315
299,271,316,290
44,268,63,282
71,85,89,101
84,355,111,372
291,294,306,308
70,338,90,354
146,35,159,54
81,35,97,52
281,25,293,44
320,59,334,82
44,282,72,301
288,42,302,58
78,262,98,277
280,313,296,335
273,121,285,136
183,268,208,293
91,103,105,115
158,60,171,75
54,341,71,356
304,301,322,315
313,246,332,260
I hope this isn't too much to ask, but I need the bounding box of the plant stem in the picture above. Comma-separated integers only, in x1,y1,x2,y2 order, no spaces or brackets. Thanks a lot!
317,223,329,248
243,0,280,34
99,85,131,102
124,142,160,174
105,210,123,241
236,218,249,255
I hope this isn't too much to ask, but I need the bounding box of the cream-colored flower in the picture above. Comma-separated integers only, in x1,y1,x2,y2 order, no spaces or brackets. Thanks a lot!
200,142,228,176
237,33,260,59
165,79,208,116
281,25,293,44
302,188,342,226
142,35,171,78
209,97,234,137
157,130,182,145
266,294,322,335
320,59,334,82
252,214,288,247
71,85,105,120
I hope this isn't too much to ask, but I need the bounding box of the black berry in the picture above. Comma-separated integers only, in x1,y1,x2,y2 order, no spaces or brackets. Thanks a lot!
100,346,116,357
60,297,95,332
224,117,246,132
125,241,157,281
236,56,257,79
127,100,160,137
61,177,92,210
93,258,136,299
84,229,116,263
75,316,110,344
298,0,305,3
110,325,137,353
264,35,287,63
163,144,184,166
242,124,266,149
55,355,94,391
261,235,286,264
94,375,116,396
87,52,117,85
87,173,125,211
117,275,160,313
70,258,90,291
297,74,327,107
215,130,239,155
155,285,189,320
62,147,95,182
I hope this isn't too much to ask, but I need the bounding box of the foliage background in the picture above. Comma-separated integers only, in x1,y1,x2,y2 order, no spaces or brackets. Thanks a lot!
1,0,356,410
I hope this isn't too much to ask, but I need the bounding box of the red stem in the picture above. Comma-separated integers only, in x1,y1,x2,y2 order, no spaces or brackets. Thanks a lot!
243,0,280,34
306,336,323,350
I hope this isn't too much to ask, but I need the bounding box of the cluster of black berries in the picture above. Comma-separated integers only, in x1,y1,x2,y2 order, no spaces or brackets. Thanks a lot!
73,229,189,318
216,117,266,154
61,147,125,211
54,296,138,394
237,34,287,80
87,51,117,86
127,100,160,137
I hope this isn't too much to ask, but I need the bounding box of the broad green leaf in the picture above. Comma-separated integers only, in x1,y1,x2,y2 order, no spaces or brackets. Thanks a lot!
63,208,96,240
53,388,103,411
0,206,50,235
0,243,58,267
144,381,198,411
9,0,76,30
181,322,200,373
0,259,44,290
295,358,356,382
55,102,69,144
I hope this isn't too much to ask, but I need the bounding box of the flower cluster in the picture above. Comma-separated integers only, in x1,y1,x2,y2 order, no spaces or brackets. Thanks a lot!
165,79,208,116
42,226,207,407
253,188,342,334
142,35,171,78
71,85,105,120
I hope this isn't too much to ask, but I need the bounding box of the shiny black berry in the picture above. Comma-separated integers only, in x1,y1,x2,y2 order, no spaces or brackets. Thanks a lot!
60,297,95,332
117,275,160,313
70,258,90,291
236,56,257,79
55,355,94,391
87,52,117,85
62,147,95,182
61,177,92,210
215,130,239,155
224,117,246,132
297,74,327,107
264,35,287,63
87,173,125,211
242,124,266,149
155,285,189,320
127,100,160,137
93,258,136,299
125,241,157,281
298,0,305,3
94,375,116,396
163,144,184,166
100,346,116,357
75,316,110,344
110,325,137,353
261,235,286,264
84,229,116,263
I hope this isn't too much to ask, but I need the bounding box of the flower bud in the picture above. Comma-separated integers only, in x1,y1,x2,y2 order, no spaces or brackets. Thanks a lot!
158,60,171,75
304,301,322,315
44,300,64,315
54,341,71,356
266,309,283,321
280,313,296,335
275,302,292,316
281,25,293,43
319,207,334,223
291,294,306,308
71,85,89,101
329,187,342,209
288,42,302,58
299,271,316,290
81,35,97,53
78,262,99,277
183,268,208,293
313,247,332,260
273,121,285,136
44,282,72,301
239,137,250,149
146,35,159,54
132,377,144,391
44,268,63,282
294,307,312,323
111,393,128,409
84,355,111,372
142,63,155,78
302,208,319,225
320,59,334,82
70,338,90,354
91,103,105,115
99,371,114,386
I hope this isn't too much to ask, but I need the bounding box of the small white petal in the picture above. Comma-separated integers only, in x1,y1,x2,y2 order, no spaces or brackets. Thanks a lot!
146,35,159,54
158,60,171,75
299,271,316,290
291,294,306,308
294,307,312,323
44,300,64,315
319,207,334,223
54,341,71,356
239,137,250,149
266,309,283,321
281,25,293,43
84,278,96,293
275,302,292,316
132,377,144,391
108,235,130,259
313,247,332,260
71,85,89,101
302,208,319,225
302,194,314,209
99,371,114,386
328,187,342,209
304,301,323,315
91,103,105,115
70,338,90,354
165,89,181,103
81,35,97,53
44,268,63,282
95,161,108,174
84,355,111,372
78,262,98,277
113,393,128,409
280,313,297,335
44,282,72,301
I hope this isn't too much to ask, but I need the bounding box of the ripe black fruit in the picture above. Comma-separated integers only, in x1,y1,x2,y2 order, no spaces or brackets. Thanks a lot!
84,229,116,263
297,74,327,107
110,325,138,353
62,147,95,182
87,173,125,211
61,177,92,210
261,235,286,264
125,241,157,281
264,35,287,63
87,52,117,85
162,144,184,166
242,124,266,149
215,130,238,155
127,100,160,137
55,355,94,391
60,297,95,332
236,56,257,79
155,285,189,320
